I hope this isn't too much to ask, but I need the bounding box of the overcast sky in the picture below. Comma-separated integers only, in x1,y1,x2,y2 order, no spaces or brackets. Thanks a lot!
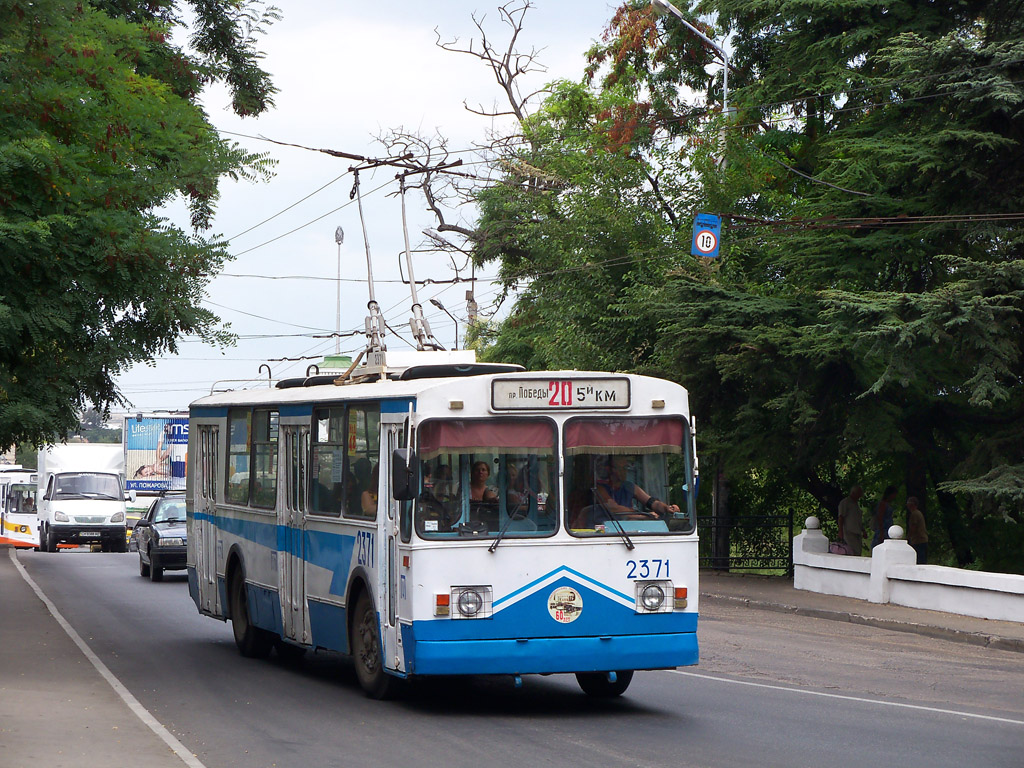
114,1,621,415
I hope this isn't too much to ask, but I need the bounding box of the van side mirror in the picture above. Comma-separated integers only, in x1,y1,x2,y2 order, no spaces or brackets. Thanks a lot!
126,490,137,502
391,449,419,501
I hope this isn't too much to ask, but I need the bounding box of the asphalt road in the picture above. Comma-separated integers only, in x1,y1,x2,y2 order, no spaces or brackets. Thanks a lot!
17,550,1024,768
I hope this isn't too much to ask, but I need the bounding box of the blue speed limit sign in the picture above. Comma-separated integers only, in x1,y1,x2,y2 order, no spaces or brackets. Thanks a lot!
691,213,722,258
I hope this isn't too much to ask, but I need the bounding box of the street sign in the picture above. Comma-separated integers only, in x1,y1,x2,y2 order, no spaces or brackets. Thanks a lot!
691,213,722,259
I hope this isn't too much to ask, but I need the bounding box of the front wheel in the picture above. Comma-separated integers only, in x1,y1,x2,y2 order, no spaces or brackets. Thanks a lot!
38,527,48,553
350,591,397,699
46,527,59,553
149,554,164,582
139,555,150,578
575,670,634,698
229,568,273,658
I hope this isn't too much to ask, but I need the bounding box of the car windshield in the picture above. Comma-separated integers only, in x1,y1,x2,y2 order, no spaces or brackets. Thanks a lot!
414,419,557,539
54,473,122,500
152,499,186,523
564,417,696,536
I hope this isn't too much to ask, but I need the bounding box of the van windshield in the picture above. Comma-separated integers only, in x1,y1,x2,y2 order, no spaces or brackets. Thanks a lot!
414,419,557,539
54,473,122,500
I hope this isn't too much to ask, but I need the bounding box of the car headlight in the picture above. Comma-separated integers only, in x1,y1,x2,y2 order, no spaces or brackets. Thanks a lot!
110,511,125,523
54,511,70,522
635,580,673,614
159,537,185,547
451,586,492,619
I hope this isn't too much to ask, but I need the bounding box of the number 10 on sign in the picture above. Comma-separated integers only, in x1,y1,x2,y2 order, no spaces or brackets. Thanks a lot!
691,213,722,259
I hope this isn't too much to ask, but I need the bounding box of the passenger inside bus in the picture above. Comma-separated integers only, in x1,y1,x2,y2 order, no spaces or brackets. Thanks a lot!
360,464,379,515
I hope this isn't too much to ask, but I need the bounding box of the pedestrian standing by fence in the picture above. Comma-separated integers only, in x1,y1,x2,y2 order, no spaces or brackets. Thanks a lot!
872,485,898,550
837,485,864,555
906,496,928,564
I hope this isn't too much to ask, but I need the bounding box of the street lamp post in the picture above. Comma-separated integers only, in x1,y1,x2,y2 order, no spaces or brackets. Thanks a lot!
650,0,729,164
429,298,458,350
334,226,344,354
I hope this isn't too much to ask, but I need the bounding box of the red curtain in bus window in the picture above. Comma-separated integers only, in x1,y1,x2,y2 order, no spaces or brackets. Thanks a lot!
564,418,684,455
418,420,554,459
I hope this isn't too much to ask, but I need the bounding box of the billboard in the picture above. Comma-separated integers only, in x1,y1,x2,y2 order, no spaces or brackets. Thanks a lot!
125,416,188,492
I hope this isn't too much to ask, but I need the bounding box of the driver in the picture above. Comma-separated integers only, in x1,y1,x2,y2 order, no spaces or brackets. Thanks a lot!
594,455,679,520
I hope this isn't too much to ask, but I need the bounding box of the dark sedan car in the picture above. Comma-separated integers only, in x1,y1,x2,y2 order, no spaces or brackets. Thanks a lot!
135,495,187,582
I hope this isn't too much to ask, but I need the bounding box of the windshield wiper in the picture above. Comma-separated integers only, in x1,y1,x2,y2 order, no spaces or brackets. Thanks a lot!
487,504,521,553
592,488,635,551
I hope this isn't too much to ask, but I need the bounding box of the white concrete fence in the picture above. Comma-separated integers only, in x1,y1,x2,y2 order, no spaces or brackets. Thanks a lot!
792,517,1024,623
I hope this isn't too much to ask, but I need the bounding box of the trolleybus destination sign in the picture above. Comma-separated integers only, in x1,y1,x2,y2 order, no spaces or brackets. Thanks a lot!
492,378,630,410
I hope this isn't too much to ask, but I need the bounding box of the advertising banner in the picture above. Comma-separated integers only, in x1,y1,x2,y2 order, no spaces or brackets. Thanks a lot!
125,416,188,492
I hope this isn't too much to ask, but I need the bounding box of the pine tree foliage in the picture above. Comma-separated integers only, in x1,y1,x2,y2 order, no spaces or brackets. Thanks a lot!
0,0,277,449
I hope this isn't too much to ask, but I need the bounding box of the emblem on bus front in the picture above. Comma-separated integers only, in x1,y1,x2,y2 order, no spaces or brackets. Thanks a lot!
547,587,583,623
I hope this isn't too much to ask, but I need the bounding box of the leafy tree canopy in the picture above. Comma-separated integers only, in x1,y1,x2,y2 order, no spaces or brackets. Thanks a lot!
470,0,1024,569
0,0,278,449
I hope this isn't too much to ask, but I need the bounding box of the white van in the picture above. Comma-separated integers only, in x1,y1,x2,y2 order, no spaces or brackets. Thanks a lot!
37,444,133,552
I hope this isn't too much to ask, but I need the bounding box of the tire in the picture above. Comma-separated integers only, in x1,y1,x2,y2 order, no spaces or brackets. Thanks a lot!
114,537,127,553
38,527,48,553
229,568,273,658
575,670,634,698
350,591,397,699
139,554,150,578
150,560,164,582
46,527,59,553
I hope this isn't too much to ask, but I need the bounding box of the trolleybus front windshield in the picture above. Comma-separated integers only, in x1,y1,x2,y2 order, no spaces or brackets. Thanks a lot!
565,417,695,536
415,419,557,539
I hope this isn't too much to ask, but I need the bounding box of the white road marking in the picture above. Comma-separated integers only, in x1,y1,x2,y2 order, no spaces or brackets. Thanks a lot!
670,669,1024,726
10,549,209,768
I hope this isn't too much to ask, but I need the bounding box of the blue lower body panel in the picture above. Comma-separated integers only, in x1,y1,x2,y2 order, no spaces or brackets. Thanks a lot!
404,629,698,676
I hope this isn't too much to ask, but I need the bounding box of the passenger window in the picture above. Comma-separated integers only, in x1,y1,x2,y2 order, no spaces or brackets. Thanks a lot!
251,410,279,508
346,405,380,520
226,410,251,505
311,408,345,517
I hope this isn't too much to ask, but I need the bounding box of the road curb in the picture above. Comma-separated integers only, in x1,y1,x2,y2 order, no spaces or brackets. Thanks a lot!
701,593,1024,655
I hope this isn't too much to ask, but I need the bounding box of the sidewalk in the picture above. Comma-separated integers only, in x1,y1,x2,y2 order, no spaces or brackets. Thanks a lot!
700,569,1024,654
0,546,192,768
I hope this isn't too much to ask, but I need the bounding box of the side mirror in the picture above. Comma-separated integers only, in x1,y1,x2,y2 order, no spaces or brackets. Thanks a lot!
391,449,419,501
135,519,151,528
126,490,137,502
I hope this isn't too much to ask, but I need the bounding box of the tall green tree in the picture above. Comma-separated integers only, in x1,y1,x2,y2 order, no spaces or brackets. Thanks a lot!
0,0,278,449
471,1,1024,569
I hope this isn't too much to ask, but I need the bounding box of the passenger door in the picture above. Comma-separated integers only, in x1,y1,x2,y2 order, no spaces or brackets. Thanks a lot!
380,422,405,673
195,425,220,614
280,425,310,644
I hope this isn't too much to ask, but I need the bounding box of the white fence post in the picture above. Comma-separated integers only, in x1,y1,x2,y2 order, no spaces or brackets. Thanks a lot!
868,525,916,604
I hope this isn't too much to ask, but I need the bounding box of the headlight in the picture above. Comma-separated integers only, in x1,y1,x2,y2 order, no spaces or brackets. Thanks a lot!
451,585,492,619
110,511,125,523
635,580,673,614
54,511,70,522
159,537,185,547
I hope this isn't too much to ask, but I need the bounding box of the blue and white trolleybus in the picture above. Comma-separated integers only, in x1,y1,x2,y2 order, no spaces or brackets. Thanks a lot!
186,351,700,698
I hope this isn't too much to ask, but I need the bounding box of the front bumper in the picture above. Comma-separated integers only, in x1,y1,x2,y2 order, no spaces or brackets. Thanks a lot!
150,546,188,570
402,629,699,676
50,525,125,545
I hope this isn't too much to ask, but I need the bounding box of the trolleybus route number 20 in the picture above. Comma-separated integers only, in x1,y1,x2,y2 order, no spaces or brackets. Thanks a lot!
491,377,631,411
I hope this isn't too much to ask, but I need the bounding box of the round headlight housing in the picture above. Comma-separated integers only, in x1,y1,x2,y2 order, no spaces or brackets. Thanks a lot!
457,589,484,617
640,583,666,612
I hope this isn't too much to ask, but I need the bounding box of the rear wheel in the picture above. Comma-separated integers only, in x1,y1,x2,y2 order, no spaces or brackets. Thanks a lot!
575,670,634,698
350,591,397,699
229,568,273,658
139,554,150,578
